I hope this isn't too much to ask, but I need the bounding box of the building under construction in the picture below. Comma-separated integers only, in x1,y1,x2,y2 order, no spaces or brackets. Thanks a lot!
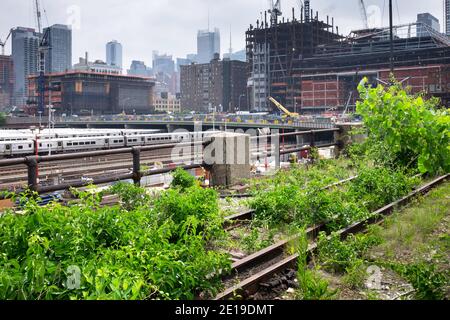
246,1,450,113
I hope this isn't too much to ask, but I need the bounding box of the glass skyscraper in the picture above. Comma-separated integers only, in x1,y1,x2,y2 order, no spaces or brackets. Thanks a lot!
197,28,220,64
11,27,40,106
44,24,72,73
106,40,123,70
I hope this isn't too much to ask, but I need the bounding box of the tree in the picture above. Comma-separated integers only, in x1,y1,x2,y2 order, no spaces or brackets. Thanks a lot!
356,79,450,175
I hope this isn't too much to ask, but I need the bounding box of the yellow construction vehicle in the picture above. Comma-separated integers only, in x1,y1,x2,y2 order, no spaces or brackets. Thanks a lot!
268,96,300,120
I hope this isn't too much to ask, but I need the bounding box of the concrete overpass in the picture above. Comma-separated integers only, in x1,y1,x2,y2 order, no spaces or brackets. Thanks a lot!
3,117,336,132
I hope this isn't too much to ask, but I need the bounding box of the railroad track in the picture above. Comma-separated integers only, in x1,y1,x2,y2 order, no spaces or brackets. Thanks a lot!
0,144,295,190
214,174,449,300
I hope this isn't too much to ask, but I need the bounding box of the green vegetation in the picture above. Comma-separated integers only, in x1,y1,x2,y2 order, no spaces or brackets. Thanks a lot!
170,168,198,191
357,79,450,175
0,112,6,127
314,182,449,300
0,183,230,300
295,230,338,300
249,164,416,230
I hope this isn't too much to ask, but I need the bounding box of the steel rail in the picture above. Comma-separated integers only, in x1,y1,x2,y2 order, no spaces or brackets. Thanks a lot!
214,174,449,300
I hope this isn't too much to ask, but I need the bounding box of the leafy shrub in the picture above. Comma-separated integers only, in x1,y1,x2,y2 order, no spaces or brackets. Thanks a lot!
109,182,150,211
317,232,382,274
296,269,338,300
388,262,448,300
170,168,197,190
357,79,450,175
0,184,230,300
154,185,222,240
348,167,418,211
296,229,338,300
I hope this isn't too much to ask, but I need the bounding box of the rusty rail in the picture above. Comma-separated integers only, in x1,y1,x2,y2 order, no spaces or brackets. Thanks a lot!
215,174,449,300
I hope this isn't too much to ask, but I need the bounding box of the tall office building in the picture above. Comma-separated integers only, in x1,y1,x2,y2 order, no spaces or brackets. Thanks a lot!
152,52,175,74
11,27,40,106
106,40,123,70
44,24,72,73
417,13,441,37
197,28,220,63
127,60,152,77
446,0,450,35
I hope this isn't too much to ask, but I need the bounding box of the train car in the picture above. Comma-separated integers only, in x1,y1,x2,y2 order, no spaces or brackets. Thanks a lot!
61,136,108,152
106,136,125,149
0,140,35,157
125,135,146,147
37,139,62,154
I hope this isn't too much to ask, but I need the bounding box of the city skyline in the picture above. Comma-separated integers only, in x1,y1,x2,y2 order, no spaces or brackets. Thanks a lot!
0,0,446,70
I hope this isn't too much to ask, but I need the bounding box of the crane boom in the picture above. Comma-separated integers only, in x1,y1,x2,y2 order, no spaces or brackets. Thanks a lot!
268,96,299,118
0,30,12,55
35,0,42,33
268,0,282,25
359,0,369,29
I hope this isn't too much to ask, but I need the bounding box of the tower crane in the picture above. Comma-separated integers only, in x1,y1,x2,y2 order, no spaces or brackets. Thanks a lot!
34,0,51,114
359,0,369,29
268,0,282,25
0,30,12,55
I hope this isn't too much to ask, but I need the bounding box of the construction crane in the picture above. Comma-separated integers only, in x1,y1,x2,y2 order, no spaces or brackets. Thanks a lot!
304,0,310,21
0,30,12,55
359,0,369,29
34,0,51,115
268,0,282,25
268,96,300,119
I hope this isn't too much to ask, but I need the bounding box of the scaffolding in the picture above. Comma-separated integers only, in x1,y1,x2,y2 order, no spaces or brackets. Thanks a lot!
247,9,450,112
246,6,342,112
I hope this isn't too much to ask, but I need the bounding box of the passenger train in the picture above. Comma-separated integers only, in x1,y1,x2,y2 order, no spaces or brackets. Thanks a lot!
0,131,219,158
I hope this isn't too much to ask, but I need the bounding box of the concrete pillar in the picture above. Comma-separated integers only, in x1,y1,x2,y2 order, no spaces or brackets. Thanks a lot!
335,122,365,155
204,132,251,187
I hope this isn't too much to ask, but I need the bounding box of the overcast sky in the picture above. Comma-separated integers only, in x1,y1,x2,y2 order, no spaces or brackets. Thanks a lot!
0,0,445,69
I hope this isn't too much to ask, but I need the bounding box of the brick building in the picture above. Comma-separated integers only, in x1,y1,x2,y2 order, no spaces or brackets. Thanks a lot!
180,56,248,113
0,55,14,109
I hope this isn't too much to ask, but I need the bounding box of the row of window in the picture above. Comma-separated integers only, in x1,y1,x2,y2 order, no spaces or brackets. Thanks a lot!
67,141,97,146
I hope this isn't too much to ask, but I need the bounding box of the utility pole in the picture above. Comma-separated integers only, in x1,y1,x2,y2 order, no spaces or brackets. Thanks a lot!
389,0,394,76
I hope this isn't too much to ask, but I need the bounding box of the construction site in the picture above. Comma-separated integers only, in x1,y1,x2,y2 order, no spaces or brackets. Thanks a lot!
246,0,450,113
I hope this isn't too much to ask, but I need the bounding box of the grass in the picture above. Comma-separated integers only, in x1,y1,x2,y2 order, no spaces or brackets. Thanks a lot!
369,181,450,263
309,181,450,300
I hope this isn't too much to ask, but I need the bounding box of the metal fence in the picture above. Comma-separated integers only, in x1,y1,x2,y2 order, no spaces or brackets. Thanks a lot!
0,128,340,197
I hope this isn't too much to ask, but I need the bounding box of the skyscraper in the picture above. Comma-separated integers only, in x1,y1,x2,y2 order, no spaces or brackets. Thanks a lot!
127,60,152,77
11,27,40,106
446,0,450,35
197,28,220,63
44,24,72,73
106,40,123,70
416,13,441,37
152,52,175,74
